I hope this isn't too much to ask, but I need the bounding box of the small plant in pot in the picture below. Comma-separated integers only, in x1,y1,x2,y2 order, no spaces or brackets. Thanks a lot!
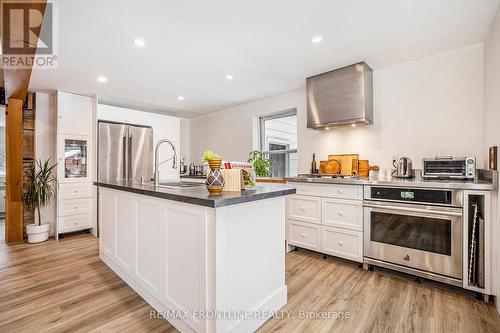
22,158,57,244
248,151,272,177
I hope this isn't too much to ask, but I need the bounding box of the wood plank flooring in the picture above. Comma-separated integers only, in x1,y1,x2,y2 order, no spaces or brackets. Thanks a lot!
0,233,498,333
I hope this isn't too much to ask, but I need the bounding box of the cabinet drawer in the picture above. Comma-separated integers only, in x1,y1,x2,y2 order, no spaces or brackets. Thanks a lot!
60,213,92,233
58,198,92,217
287,195,321,224
288,220,321,252
322,198,363,231
59,183,93,199
293,183,363,200
322,226,363,263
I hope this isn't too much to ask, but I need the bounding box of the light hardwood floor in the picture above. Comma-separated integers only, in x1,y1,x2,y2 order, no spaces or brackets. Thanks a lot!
0,233,498,333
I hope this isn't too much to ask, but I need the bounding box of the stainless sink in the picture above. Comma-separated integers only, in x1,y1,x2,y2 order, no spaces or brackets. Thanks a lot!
157,181,205,189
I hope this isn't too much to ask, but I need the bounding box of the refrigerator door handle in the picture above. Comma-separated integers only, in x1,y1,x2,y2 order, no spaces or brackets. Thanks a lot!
128,135,133,182
122,136,127,182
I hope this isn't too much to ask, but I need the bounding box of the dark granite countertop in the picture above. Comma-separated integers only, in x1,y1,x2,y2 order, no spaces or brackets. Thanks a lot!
95,181,296,208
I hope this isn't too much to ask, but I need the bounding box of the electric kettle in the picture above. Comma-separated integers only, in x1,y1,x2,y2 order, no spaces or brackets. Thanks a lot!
393,157,414,179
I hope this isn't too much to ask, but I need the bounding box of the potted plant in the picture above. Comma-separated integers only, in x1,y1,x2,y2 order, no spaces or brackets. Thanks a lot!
248,151,272,178
22,158,57,243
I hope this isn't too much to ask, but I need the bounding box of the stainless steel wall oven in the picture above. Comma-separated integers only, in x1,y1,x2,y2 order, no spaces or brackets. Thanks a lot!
363,186,463,285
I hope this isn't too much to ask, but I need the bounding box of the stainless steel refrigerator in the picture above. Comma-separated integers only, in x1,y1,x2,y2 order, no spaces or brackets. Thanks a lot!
98,121,154,184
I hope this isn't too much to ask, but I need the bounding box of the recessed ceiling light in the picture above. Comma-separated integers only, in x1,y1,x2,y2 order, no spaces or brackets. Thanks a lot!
225,74,233,80
312,36,323,44
134,39,145,47
177,96,185,101
97,76,108,83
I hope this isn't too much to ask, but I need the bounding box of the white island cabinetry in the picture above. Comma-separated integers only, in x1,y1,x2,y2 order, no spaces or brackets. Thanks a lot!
98,186,290,333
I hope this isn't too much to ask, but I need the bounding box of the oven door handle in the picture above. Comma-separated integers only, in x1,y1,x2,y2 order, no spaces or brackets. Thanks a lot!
363,203,463,217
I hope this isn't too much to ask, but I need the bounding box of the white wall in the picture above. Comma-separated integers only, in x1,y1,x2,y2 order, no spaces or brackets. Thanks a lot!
484,4,500,313
97,104,181,181
190,91,305,164
180,119,191,165
190,44,485,172
35,92,57,236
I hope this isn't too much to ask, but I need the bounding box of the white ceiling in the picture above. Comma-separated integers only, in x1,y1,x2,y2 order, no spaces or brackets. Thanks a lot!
28,0,500,117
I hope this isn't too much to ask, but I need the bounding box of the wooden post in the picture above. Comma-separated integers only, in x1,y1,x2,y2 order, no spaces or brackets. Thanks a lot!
6,98,24,242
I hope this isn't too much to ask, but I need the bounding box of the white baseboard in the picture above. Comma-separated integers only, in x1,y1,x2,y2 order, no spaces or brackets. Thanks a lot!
225,286,287,333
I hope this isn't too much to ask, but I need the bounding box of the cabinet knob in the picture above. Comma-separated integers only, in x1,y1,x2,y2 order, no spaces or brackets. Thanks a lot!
74,190,78,193
338,240,343,246
301,232,306,238
337,190,344,194
300,206,306,211
337,211,344,216
74,206,78,209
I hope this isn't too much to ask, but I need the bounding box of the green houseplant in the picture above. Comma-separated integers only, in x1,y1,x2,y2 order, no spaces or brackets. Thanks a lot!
22,158,57,243
248,151,272,178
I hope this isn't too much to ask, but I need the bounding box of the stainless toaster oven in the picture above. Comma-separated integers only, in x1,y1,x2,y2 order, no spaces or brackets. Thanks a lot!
422,156,476,179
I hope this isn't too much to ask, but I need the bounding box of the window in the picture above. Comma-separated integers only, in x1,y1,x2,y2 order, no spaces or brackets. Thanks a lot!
260,109,298,177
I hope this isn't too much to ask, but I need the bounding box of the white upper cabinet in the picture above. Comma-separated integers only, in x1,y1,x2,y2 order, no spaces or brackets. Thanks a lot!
97,104,181,142
57,91,94,136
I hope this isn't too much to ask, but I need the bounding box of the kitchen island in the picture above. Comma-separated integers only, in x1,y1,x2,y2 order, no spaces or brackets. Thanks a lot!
95,181,295,333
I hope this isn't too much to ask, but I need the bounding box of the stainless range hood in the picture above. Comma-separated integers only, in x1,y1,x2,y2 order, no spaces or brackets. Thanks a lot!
307,62,373,129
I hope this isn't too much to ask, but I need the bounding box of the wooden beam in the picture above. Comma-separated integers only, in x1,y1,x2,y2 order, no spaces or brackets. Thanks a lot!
2,0,47,99
2,0,47,242
5,98,24,242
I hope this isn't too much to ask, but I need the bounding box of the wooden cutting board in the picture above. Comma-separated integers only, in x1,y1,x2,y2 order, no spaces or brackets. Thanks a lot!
358,160,379,178
328,154,359,175
320,160,341,174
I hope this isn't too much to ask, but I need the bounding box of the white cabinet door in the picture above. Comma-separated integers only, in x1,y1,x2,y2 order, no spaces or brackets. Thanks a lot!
99,190,116,258
58,198,92,217
59,214,92,233
286,195,321,224
294,183,363,200
135,199,164,296
322,226,363,262
115,195,136,274
322,198,363,231
163,204,206,333
59,182,93,199
57,91,94,136
288,219,322,252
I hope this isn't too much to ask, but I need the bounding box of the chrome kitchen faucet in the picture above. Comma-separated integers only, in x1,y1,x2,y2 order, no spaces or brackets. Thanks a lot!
154,139,177,187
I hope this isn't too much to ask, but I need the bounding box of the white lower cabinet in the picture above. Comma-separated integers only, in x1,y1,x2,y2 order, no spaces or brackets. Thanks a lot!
99,188,207,333
288,219,321,251
59,214,92,233
58,197,93,217
322,198,363,231
287,182,364,263
322,226,363,263
287,195,321,224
